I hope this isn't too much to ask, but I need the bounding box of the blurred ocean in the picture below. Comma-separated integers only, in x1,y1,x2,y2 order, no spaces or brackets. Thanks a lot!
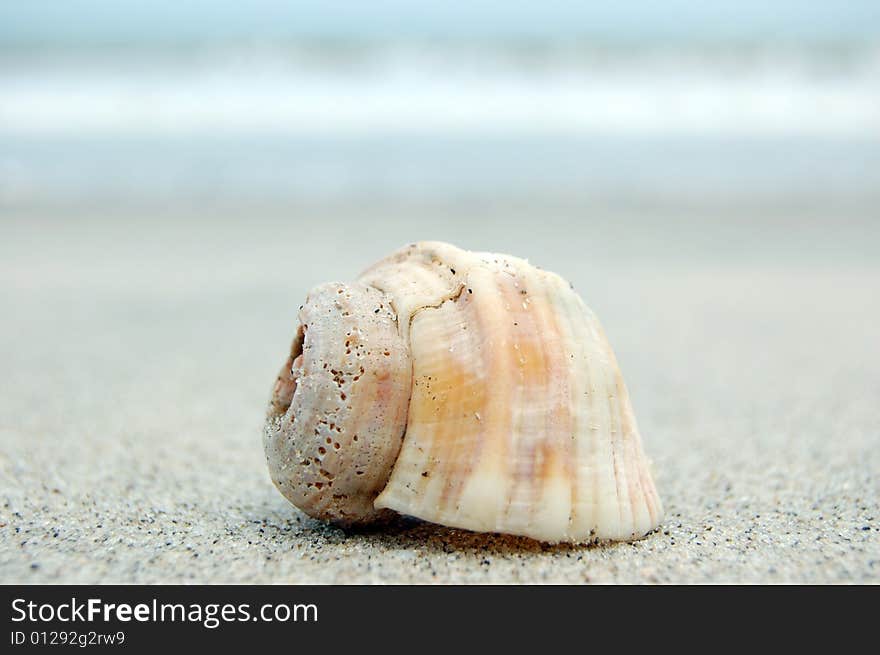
1,37,879,210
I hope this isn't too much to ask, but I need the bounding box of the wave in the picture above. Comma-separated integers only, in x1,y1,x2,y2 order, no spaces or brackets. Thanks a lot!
1,41,879,137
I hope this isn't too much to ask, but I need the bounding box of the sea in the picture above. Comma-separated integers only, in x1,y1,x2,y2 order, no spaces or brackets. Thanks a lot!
1,5,879,213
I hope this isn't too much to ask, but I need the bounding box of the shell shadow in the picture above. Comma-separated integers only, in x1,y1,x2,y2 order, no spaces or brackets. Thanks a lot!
259,493,616,556
330,515,602,555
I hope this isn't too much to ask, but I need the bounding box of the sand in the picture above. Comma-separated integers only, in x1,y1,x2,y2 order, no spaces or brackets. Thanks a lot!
1,203,877,583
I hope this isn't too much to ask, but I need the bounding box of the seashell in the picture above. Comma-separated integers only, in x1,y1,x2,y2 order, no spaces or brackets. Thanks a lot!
263,241,663,543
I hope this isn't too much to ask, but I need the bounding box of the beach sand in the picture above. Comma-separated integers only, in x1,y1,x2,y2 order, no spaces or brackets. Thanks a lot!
1,202,878,583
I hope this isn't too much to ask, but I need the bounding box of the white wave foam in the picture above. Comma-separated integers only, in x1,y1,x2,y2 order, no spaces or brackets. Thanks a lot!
1,44,878,137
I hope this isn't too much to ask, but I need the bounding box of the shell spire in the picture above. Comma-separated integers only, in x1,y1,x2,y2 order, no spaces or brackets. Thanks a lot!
264,241,663,543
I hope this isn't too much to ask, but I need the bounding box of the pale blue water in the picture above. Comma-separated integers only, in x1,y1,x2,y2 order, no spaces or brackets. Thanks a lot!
2,134,879,210
3,1,879,43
